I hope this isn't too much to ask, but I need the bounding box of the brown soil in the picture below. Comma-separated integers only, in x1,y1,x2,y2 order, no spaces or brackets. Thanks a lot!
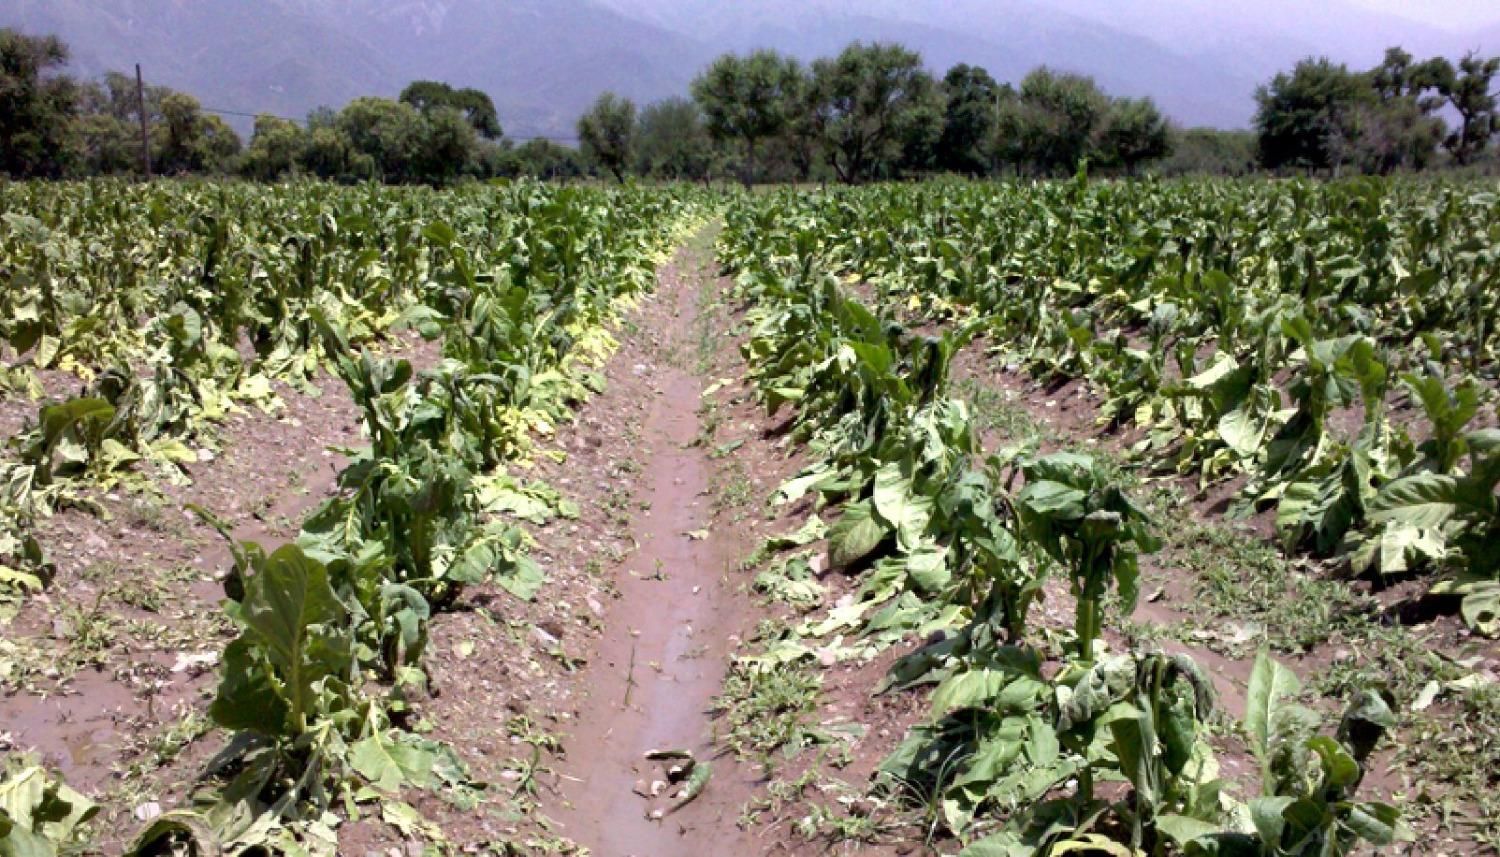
0,369,363,850
544,242,765,856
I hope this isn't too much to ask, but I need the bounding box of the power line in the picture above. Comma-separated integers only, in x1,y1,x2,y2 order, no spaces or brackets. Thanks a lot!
107,69,583,141
201,105,303,124
197,104,580,143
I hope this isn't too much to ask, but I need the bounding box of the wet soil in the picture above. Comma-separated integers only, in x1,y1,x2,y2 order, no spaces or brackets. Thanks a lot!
0,372,365,842
546,234,764,856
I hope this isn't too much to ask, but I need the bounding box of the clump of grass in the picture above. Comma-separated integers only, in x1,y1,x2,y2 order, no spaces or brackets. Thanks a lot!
716,661,826,767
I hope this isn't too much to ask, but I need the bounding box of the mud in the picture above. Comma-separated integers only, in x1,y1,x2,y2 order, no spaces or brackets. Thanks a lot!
548,235,763,856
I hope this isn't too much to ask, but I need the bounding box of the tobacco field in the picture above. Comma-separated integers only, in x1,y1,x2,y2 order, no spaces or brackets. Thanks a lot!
0,176,1496,856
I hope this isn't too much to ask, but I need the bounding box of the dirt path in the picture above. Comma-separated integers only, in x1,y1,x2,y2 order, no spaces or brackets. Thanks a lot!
549,232,763,856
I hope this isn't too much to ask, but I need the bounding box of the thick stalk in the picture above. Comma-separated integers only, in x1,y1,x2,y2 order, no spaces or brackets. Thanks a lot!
1075,592,1101,663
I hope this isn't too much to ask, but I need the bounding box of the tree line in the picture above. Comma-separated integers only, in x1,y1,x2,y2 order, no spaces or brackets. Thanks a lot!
1,28,586,184
3,27,1496,185
579,44,1175,184
1255,48,1499,173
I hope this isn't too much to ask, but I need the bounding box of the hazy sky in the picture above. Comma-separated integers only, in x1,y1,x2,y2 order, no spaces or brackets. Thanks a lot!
1347,0,1500,31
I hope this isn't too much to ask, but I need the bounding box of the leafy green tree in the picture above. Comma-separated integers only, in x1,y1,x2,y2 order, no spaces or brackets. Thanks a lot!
242,114,306,180
1352,47,1447,172
935,63,1000,175
1012,67,1109,175
1431,52,1500,165
991,83,1035,174
73,74,147,174
414,106,480,185
399,80,502,139
780,81,823,182
1097,96,1171,175
809,42,943,183
634,97,715,180
155,92,241,174
1254,57,1371,171
300,125,355,180
1155,128,1257,176
0,29,79,178
576,91,636,182
500,138,587,180
337,97,424,182
691,50,805,185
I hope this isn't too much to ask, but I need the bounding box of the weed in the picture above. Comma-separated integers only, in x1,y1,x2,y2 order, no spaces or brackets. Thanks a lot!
716,661,827,768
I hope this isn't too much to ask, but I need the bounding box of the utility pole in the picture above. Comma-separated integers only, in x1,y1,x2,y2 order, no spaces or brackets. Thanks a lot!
135,64,152,178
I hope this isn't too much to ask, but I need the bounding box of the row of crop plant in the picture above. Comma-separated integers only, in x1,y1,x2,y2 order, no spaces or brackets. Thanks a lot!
0,181,709,855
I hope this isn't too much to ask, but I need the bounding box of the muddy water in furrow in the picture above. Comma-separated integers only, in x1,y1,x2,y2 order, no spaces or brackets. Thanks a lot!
551,240,761,856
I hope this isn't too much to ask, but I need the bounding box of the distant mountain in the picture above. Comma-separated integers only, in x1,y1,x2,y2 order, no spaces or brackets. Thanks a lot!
2,0,1496,139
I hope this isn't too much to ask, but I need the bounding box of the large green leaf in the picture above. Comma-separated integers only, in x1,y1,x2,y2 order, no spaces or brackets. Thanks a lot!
1368,473,1459,529
872,462,933,547
234,544,350,733
350,730,439,793
828,500,889,568
1245,652,1300,758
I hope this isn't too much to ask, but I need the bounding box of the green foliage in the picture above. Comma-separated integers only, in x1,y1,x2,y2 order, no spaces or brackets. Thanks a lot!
1252,47,1495,173
576,91,638,182
155,92,241,174
718,182,1421,853
1255,58,1380,170
691,48,807,185
634,97,717,181
0,29,79,179
1010,451,1160,660
0,179,712,853
721,178,1500,636
808,42,943,183
1098,97,1172,175
936,64,1001,176
1433,52,1500,165
0,759,98,856
399,79,502,139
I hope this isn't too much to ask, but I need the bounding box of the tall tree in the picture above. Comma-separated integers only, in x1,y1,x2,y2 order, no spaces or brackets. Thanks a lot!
1097,96,1171,175
155,92,240,174
242,114,306,180
691,50,805,186
1253,57,1370,171
0,29,79,178
1343,47,1446,173
1432,52,1500,166
935,63,1000,175
781,81,822,182
415,106,480,185
74,72,151,174
809,42,943,183
577,92,636,182
399,80,502,139
991,83,1035,175
1012,67,1109,175
634,97,714,180
338,97,424,182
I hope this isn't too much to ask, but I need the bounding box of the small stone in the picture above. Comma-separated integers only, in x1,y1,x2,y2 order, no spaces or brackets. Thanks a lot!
532,626,559,648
